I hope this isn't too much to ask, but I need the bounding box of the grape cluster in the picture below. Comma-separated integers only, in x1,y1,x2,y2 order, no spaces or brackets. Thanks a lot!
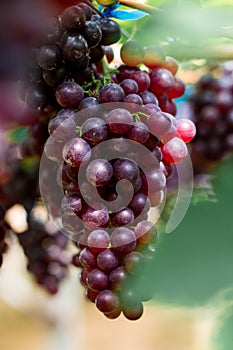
189,61,233,172
44,77,194,319
18,209,71,294
0,204,8,268
18,2,196,319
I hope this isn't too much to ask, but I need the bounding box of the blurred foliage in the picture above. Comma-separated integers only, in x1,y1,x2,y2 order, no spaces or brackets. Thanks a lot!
117,0,233,62
132,157,233,307
9,127,28,144
212,303,233,350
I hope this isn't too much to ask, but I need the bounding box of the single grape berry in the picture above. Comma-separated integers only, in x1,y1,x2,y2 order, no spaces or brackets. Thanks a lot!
120,41,145,67
143,45,166,69
177,119,196,143
98,84,125,103
63,137,91,167
162,137,188,164
55,81,84,108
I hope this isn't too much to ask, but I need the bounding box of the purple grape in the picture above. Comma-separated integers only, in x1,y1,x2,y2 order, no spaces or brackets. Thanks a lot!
98,84,125,104
120,79,138,95
148,111,172,137
127,121,149,144
139,91,158,105
81,203,109,230
97,250,119,272
107,108,133,134
111,227,136,254
61,193,82,216
81,21,102,48
128,193,150,217
79,247,97,268
48,112,76,143
145,168,166,192
149,68,175,95
96,290,120,313
113,158,139,184
111,208,134,227
87,229,110,254
60,5,86,31
36,44,62,70
86,159,113,187
99,18,121,46
56,82,84,109
82,118,108,146
63,137,91,167
86,268,109,291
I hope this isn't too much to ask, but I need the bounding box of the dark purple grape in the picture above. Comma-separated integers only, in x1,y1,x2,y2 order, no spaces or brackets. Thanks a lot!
89,45,105,63
62,33,88,63
36,44,62,70
95,290,120,313
86,288,99,303
25,85,48,111
97,250,119,272
79,247,97,268
43,66,66,87
81,21,102,48
61,193,82,216
111,227,136,254
86,159,113,187
98,84,125,104
55,82,84,109
87,229,110,254
78,97,99,111
128,193,150,217
82,118,108,146
99,18,121,45
60,5,86,31
86,268,109,291
120,79,138,95
129,71,150,93
63,137,91,167
127,121,149,144
78,3,93,20
48,112,76,142
104,46,114,63
150,68,175,95
113,158,139,184
81,203,109,230
111,208,134,227
124,94,143,112
107,108,133,133
139,91,158,105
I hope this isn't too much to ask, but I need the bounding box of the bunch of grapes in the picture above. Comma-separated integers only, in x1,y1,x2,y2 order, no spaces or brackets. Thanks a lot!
41,69,195,320
17,1,196,319
189,61,233,173
18,208,71,294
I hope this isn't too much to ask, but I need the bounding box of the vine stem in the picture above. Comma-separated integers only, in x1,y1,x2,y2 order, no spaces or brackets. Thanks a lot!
119,0,161,14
